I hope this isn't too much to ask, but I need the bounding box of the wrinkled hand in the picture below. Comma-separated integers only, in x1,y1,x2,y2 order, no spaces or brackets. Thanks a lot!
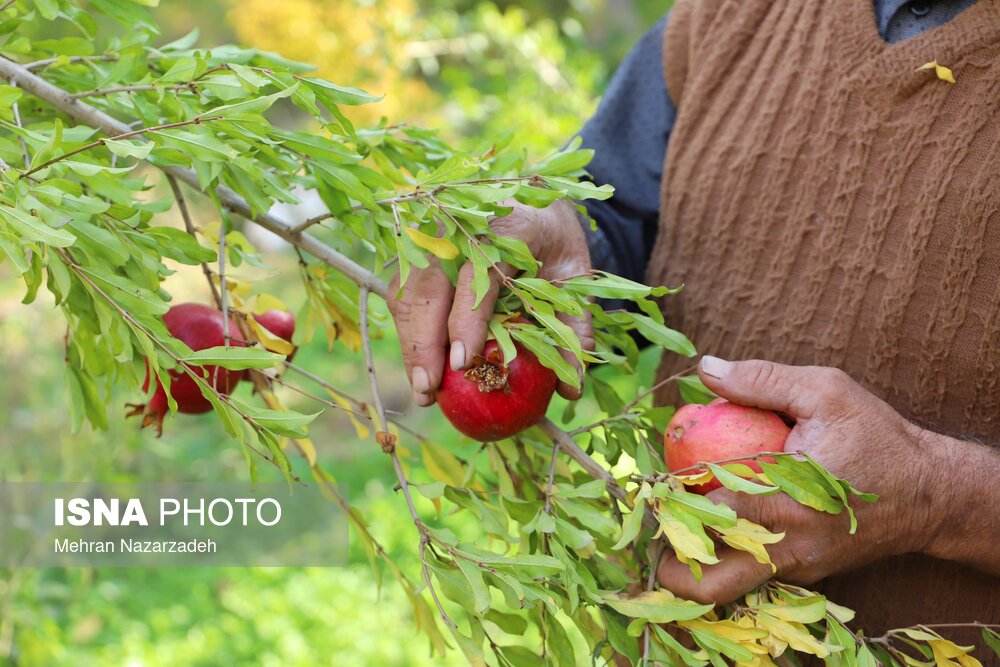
387,199,594,407
658,356,944,604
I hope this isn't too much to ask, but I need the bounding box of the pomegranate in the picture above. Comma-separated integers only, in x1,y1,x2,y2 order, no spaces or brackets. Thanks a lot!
126,303,246,436
437,340,557,441
664,398,790,495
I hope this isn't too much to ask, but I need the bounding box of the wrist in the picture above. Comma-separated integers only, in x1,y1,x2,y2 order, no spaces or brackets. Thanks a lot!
909,427,964,562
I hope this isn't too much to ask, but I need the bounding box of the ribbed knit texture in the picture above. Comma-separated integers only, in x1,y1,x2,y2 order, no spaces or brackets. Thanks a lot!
647,0,1000,650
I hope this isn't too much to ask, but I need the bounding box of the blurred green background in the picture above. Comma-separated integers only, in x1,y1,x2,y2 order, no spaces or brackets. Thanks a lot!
0,0,668,664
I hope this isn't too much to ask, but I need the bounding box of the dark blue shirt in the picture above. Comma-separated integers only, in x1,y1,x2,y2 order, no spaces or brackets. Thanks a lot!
580,0,979,283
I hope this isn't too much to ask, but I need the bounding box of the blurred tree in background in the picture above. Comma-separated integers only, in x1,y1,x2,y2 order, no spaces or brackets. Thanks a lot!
1,1,668,665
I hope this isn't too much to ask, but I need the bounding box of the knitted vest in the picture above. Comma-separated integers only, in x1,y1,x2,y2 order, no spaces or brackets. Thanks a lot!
647,0,1000,648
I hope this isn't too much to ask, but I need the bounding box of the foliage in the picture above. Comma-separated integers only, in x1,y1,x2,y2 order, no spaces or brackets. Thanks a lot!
226,0,608,155
0,1,997,666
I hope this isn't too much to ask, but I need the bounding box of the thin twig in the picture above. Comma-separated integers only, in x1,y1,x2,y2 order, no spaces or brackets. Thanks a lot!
360,285,455,629
543,440,560,515
623,364,699,413
218,219,230,344
22,54,117,70
56,249,298,479
642,541,667,667
539,418,657,531
68,83,195,99
167,175,222,306
23,115,221,177
0,0,16,12
8,81,28,167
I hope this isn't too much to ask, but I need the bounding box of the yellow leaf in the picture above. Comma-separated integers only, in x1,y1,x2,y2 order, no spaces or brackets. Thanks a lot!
322,387,371,440
657,510,719,565
421,441,466,487
719,518,784,573
247,314,296,355
289,437,318,466
679,618,769,643
675,470,714,486
403,227,460,259
755,613,832,658
254,293,289,313
916,60,956,84
928,639,982,667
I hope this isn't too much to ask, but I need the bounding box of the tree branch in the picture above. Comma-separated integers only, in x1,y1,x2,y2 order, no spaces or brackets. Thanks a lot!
0,55,387,297
360,285,455,629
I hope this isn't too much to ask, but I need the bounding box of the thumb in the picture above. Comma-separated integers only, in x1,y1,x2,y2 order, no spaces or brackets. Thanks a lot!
698,356,838,419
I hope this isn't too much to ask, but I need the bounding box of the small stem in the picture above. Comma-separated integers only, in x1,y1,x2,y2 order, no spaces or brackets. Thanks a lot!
218,220,230,345
68,83,196,99
657,451,798,478
167,175,222,307
538,418,658,531
624,364,699,413
23,115,222,177
56,249,296,478
22,54,118,70
360,285,455,629
642,542,667,667
543,440,560,515
8,81,29,167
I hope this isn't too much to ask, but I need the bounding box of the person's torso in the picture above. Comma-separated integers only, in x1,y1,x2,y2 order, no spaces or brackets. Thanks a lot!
647,0,1000,648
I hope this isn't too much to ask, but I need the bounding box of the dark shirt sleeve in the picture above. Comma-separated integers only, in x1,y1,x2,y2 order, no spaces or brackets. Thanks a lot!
578,13,675,285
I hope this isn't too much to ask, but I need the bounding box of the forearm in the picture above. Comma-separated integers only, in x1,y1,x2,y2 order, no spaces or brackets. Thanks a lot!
920,429,1000,575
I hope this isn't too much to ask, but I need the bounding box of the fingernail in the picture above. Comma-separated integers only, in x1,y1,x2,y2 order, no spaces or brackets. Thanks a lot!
413,391,434,407
700,355,733,379
412,366,431,393
450,342,466,371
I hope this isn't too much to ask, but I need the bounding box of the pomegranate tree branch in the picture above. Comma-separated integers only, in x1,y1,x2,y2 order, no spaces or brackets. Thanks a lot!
0,55,387,296
360,285,455,629
68,83,196,99
167,175,222,307
2,53,651,541
22,54,118,70
539,418,657,531
23,116,222,177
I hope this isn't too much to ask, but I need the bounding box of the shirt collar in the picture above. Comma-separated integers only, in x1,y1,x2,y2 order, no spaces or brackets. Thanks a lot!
874,0,913,36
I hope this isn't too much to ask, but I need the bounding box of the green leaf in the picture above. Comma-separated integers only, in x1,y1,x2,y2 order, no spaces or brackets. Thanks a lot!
455,556,491,615
981,628,1000,659
182,346,284,370
706,463,779,495
303,77,382,106
104,138,153,160
632,313,697,357
611,502,646,550
0,205,76,247
677,375,717,404
236,402,320,438
760,458,844,515
203,83,298,118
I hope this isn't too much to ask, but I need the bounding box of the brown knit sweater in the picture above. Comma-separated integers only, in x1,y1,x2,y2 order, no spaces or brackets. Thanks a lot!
647,0,1000,649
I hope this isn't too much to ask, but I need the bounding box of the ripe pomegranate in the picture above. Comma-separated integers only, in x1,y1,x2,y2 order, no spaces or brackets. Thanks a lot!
126,303,246,436
437,340,557,441
664,398,790,495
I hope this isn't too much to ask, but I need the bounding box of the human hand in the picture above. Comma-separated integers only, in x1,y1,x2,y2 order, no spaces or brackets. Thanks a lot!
387,199,594,407
657,357,944,604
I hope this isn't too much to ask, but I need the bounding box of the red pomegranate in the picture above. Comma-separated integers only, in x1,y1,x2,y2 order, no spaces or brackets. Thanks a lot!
437,340,557,441
664,398,790,495
126,303,246,436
